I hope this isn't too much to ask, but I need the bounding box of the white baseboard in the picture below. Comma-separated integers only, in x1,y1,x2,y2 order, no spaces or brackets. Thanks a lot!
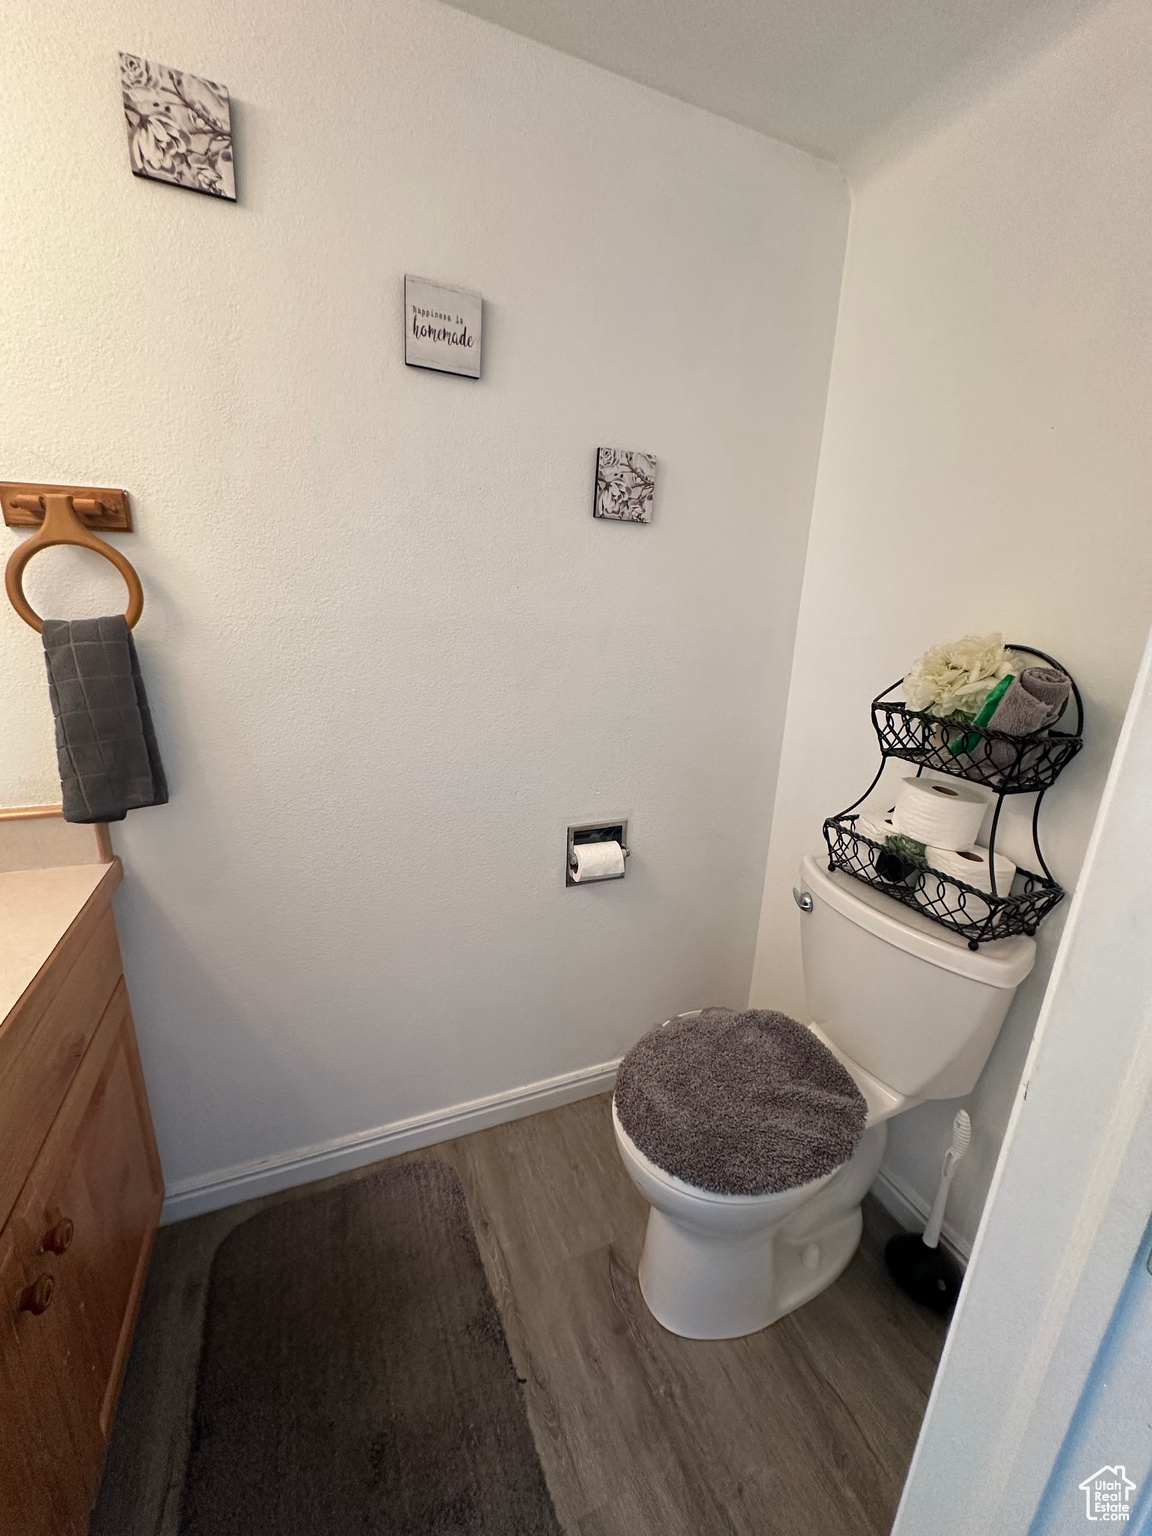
161,1057,621,1225
163,1062,974,1257
870,1166,971,1265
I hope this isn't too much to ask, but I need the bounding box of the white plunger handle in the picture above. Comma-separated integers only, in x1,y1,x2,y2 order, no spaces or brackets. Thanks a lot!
923,1111,971,1249
922,1158,955,1250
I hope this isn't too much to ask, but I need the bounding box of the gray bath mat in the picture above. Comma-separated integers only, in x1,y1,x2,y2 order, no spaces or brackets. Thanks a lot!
179,1161,561,1536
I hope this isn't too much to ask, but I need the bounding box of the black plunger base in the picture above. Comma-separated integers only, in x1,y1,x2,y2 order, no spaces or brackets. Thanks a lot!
884,1232,963,1315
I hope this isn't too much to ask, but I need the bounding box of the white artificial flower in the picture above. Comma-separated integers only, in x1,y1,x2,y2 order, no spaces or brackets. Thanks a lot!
904,633,1014,718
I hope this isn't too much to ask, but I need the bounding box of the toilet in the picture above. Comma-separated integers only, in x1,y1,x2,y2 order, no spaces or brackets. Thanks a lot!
613,853,1036,1339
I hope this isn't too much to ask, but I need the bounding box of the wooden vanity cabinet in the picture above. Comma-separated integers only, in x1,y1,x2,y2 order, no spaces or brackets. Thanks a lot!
0,861,162,1536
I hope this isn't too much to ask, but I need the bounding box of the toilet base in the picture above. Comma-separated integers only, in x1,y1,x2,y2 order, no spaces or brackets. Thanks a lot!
631,1122,888,1340
638,1205,864,1339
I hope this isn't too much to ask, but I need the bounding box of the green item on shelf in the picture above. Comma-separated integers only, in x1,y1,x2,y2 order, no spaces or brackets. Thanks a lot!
950,673,1014,756
885,834,927,866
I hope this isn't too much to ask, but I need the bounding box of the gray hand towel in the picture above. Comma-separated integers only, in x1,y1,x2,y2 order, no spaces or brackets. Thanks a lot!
42,616,169,824
987,666,1071,771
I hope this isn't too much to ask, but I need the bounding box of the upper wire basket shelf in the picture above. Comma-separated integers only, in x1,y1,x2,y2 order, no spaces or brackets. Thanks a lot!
824,645,1082,947
870,647,1083,794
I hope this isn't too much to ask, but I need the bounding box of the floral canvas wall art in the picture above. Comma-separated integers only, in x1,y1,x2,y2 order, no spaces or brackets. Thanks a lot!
119,54,235,201
593,449,656,523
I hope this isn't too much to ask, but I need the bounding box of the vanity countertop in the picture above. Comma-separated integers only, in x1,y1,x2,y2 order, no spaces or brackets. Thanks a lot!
0,861,121,1024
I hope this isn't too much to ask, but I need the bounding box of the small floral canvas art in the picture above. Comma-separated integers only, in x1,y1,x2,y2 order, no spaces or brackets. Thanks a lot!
593,449,656,524
119,53,235,201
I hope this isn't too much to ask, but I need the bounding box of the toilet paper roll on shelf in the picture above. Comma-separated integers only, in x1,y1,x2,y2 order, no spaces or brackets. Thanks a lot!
925,845,1016,895
854,810,897,844
569,840,626,882
892,777,989,851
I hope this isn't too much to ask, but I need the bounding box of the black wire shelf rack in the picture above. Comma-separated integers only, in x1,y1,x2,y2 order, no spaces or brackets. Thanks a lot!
824,645,1081,948
823,814,1066,946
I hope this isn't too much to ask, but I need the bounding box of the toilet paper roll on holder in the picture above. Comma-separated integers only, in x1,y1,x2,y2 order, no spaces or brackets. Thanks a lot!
567,820,630,885
570,843,631,872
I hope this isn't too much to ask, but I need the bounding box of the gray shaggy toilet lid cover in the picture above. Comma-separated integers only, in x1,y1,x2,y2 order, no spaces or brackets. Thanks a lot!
614,1009,868,1197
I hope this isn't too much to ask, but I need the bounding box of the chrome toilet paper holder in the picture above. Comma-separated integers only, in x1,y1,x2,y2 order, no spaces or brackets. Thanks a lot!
566,820,630,886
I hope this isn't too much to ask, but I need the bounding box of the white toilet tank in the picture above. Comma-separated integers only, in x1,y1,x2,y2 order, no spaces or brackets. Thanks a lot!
798,854,1036,1102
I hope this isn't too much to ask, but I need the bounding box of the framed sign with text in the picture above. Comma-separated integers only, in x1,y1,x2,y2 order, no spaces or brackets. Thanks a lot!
404,275,482,379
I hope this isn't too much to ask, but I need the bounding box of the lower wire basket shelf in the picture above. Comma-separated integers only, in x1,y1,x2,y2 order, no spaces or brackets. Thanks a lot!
823,815,1065,948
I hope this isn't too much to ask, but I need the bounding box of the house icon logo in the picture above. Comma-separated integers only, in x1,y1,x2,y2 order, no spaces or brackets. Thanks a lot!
1079,1466,1137,1521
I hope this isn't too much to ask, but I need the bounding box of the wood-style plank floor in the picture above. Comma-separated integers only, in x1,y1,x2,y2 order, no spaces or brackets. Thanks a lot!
91,1093,948,1536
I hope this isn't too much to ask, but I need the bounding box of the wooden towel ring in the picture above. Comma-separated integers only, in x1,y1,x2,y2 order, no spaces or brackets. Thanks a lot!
5,493,144,633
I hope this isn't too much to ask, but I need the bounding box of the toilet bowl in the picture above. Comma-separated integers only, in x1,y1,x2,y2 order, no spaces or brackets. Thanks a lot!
614,853,1036,1339
614,1100,888,1338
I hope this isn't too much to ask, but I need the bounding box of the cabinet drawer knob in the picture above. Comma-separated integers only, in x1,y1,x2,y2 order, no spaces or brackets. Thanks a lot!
18,1275,54,1315
41,1218,74,1256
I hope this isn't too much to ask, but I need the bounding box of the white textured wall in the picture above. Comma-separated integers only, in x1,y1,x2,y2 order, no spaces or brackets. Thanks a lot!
750,0,1152,1252
0,0,847,1192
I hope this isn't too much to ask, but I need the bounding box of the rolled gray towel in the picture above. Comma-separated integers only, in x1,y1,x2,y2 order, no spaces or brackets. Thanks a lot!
987,666,1071,771
42,616,168,823
989,666,1070,735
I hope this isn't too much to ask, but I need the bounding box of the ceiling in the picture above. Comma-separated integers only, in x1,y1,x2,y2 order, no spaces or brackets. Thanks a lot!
442,0,1104,167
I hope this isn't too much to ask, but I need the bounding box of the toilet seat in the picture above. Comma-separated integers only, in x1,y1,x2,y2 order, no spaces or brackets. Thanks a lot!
614,1008,868,1197
612,1100,837,1214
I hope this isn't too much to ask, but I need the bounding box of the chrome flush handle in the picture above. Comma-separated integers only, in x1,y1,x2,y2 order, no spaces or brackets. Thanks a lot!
793,887,814,913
